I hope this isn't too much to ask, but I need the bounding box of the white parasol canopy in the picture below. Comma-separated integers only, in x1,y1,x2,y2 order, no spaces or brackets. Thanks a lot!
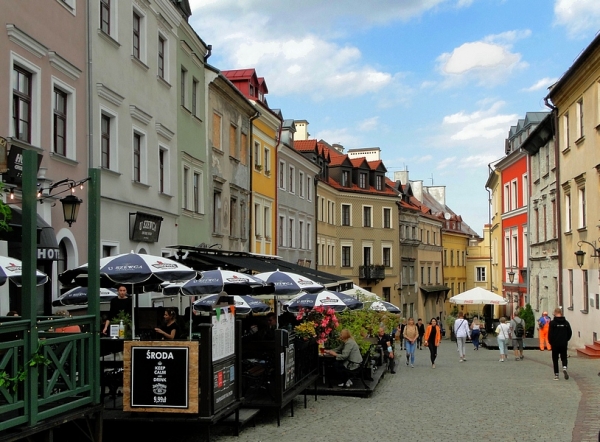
449,287,507,305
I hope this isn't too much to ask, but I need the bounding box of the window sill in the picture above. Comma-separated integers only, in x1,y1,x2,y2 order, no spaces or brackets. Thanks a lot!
157,76,171,89
101,167,121,177
562,146,570,154
577,227,587,233
131,56,149,71
211,233,224,239
574,136,585,146
180,105,191,115
212,146,224,156
192,114,203,124
158,192,173,199
229,156,240,164
580,309,588,314
564,231,572,236
567,306,574,311
132,180,151,189
97,29,120,48
49,152,78,166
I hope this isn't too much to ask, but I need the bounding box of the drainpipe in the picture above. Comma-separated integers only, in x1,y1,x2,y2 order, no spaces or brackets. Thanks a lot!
203,45,212,63
486,187,493,295
248,111,260,252
273,118,282,256
544,96,562,311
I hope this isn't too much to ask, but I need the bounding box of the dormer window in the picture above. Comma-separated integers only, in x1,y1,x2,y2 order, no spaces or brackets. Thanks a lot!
249,84,254,97
342,170,350,187
376,175,383,191
359,172,367,189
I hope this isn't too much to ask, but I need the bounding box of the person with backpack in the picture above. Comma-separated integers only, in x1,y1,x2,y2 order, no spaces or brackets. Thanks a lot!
538,311,552,351
548,308,572,381
510,309,526,361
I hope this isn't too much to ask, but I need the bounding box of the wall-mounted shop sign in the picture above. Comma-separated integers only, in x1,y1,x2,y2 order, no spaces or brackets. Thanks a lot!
37,247,59,261
129,212,163,243
0,137,8,173
2,143,42,185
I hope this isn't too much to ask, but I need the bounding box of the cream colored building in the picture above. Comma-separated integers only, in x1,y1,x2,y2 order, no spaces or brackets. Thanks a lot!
547,33,600,349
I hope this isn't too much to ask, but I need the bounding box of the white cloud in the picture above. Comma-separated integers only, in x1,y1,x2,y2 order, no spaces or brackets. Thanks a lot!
437,32,529,86
554,0,600,38
358,117,380,132
522,77,558,92
437,157,457,170
458,154,499,168
313,128,361,148
416,155,433,163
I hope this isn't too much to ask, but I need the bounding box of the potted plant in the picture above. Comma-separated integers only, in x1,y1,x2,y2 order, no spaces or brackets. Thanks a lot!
294,321,316,341
518,304,535,338
445,315,456,341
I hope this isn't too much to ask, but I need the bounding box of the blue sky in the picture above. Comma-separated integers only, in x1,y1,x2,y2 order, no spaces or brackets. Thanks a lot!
188,0,600,236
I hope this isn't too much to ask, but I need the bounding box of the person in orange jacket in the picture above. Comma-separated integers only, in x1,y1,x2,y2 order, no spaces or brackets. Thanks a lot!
538,311,552,350
424,318,442,368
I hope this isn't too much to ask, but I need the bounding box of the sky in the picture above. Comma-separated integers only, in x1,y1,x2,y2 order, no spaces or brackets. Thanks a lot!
188,0,600,236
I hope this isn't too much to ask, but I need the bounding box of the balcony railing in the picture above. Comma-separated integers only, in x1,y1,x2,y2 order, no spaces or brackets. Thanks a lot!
359,265,386,281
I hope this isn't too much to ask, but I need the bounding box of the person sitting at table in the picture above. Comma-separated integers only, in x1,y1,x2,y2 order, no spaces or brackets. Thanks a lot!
155,308,180,340
325,329,362,388
376,326,395,373
7,310,19,317
259,312,277,340
54,310,81,333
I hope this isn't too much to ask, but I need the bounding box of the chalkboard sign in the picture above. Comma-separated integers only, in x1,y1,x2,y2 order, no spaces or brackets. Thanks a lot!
284,343,295,390
130,346,189,408
213,357,236,411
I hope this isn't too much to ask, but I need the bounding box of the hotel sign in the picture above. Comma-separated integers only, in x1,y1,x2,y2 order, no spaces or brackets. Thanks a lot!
130,212,163,243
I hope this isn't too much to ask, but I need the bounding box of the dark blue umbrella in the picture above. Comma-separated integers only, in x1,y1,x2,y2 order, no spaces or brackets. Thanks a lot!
180,269,274,296
52,287,117,307
284,290,363,313
369,301,401,314
254,270,324,295
0,256,49,287
193,294,270,315
59,251,197,288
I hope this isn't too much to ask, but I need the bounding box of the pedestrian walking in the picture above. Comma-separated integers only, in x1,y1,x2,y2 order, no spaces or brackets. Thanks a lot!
416,318,425,350
495,317,511,362
548,308,572,381
470,317,481,350
454,311,470,362
424,318,442,368
403,317,418,368
538,311,552,351
399,318,407,350
510,309,526,361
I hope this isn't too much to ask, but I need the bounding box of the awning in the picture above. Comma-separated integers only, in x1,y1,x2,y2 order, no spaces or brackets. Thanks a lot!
1,206,59,260
419,285,450,293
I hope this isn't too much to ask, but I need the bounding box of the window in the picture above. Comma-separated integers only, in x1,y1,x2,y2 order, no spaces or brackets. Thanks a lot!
522,174,528,205
180,67,187,107
289,166,295,193
552,200,557,238
420,267,424,284
133,132,141,182
341,205,351,226
342,246,351,267
568,269,573,308
342,170,349,187
299,171,304,197
307,176,312,201
100,0,110,34
158,148,165,193
579,187,586,228
230,197,237,237
299,221,304,249
240,133,247,165
254,203,261,236
279,161,286,189
543,205,547,242
376,175,383,191
288,218,294,247
476,266,486,282
383,208,391,228
229,124,237,158
583,270,589,312
363,206,372,227
511,180,517,210
53,88,67,155
435,267,439,283
213,191,221,233
306,223,311,250
565,193,571,232
382,247,391,267
254,142,261,168
133,11,141,59
359,173,367,189
577,99,584,139
428,267,431,284
264,206,271,240
503,183,510,213
100,113,113,169
450,250,454,266
240,202,247,239
278,216,284,246
192,78,198,116
212,113,221,149
534,208,539,243
182,167,189,209
363,247,372,266
563,112,569,149
193,172,200,213
158,35,165,79
264,147,270,174
12,66,31,143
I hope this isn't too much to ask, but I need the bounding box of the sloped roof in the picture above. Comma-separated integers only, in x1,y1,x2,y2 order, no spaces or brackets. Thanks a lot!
221,68,257,80
350,157,369,168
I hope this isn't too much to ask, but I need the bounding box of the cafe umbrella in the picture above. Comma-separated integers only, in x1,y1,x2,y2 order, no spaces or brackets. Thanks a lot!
284,290,364,314
178,269,274,297
254,270,324,296
192,294,270,315
369,300,402,314
52,286,118,307
0,255,49,287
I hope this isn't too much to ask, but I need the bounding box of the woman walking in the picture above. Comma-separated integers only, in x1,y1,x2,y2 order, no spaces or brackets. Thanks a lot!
470,317,481,350
495,317,511,362
424,318,442,368
403,317,419,368
454,311,470,362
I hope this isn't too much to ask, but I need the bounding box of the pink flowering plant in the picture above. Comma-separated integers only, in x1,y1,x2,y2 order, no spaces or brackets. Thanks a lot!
295,306,339,344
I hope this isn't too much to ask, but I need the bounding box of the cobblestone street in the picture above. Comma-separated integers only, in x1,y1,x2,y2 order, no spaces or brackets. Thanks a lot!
105,341,600,442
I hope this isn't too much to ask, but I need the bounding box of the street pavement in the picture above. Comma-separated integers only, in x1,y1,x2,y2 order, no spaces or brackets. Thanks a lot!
107,340,600,442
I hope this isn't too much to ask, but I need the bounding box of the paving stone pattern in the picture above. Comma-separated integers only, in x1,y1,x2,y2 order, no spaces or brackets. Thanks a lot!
113,341,600,442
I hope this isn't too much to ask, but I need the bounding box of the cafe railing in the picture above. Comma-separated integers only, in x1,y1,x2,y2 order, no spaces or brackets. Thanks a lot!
0,315,96,433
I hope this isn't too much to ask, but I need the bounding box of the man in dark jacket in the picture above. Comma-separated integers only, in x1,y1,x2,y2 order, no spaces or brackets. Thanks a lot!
548,308,572,381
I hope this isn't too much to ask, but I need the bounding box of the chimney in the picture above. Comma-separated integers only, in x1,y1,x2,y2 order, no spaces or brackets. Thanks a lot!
294,119,310,140
411,180,423,202
394,170,409,185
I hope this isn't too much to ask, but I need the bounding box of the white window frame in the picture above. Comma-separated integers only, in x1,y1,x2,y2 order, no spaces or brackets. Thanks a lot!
288,217,295,248
57,0,76,14
522,226,528,264
264,205,271,240
264,147,271,175
511,179,517,210
562,112,569,150
11,53,42,147
503,183,510,213
278,215,285,247
578,186,586,229
51,77,76,160
306,223,312,250
565,193,572,232
157,31,169,82
279,160,286,189
288,165,295,194
363,205,373,228
158,144,171,195
382,207,391,228
381,242,392,267
522,173,528,206
132,126,147,184
298,220,304,249
182,166,190,210
99,106,118,171
341,204,352,226
132,5,146,63
341,241,352,268
100,0,118,40
307,176,312,201
299,171,304,198
577,98,584,139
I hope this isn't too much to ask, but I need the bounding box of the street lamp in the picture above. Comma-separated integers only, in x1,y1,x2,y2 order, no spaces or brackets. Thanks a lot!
60,194,82,227
508,268,516,283
575,239,600,268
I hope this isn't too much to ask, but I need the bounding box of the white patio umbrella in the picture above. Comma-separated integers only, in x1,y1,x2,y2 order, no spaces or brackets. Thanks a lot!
449,287,508,305
0,255,49,287
341,284,381,301
369,300,401,314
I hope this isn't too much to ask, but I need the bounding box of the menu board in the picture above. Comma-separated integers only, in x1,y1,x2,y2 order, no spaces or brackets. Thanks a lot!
130,346,189,408
284,343,296,391
211,308,235,361
213,358,236,411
